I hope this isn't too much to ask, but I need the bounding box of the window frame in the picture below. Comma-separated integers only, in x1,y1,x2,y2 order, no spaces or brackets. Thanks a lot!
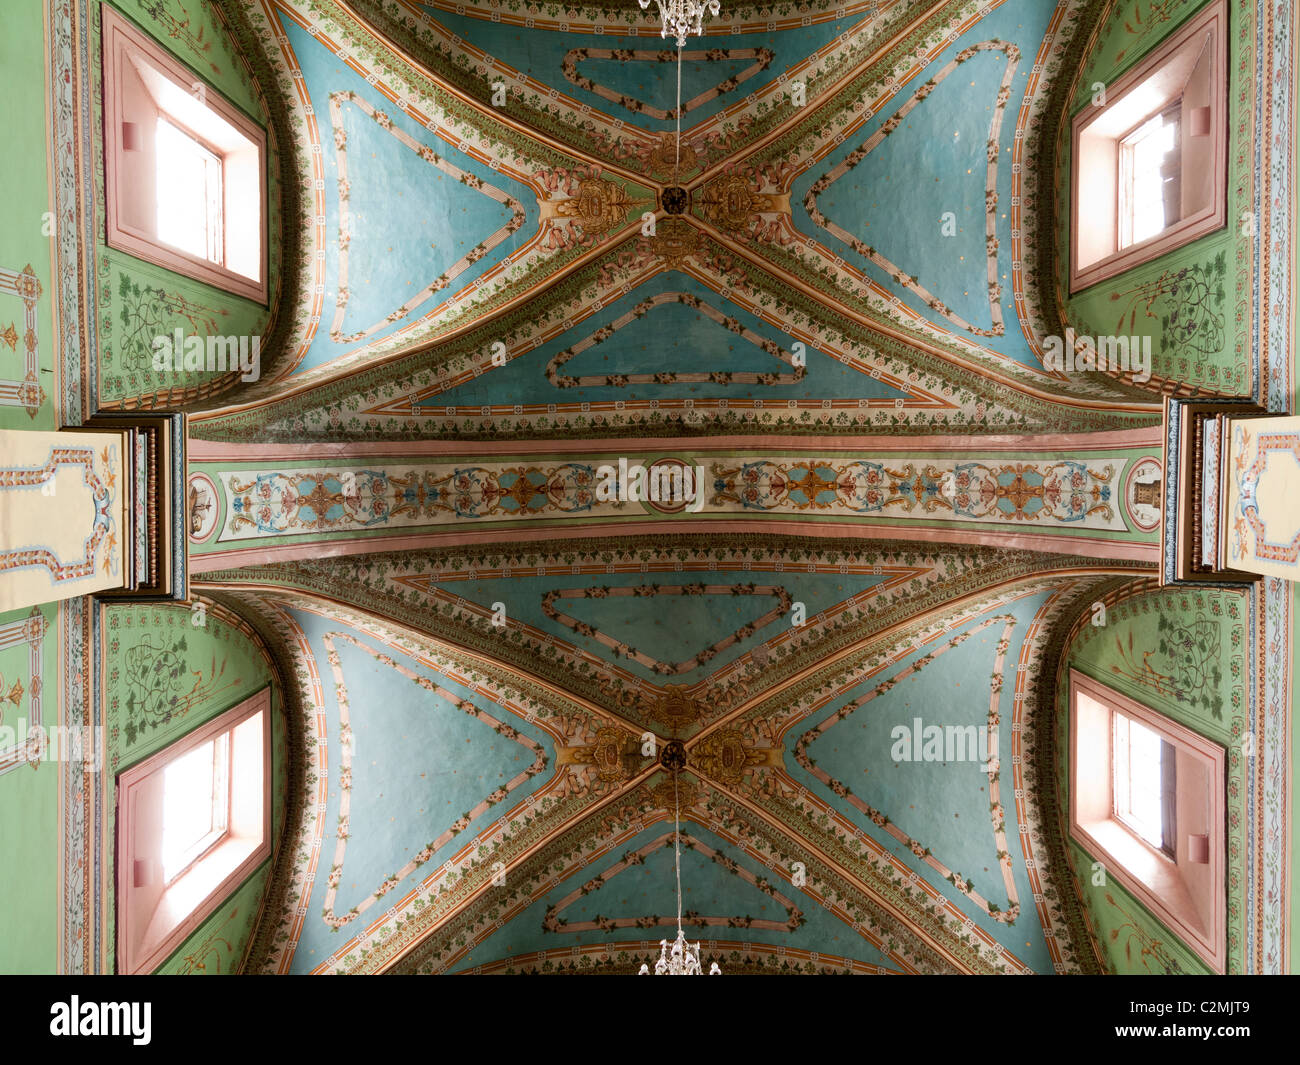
1068,669,1226,972
115,687,271,975
101,5,267,303
1068,0,1227,293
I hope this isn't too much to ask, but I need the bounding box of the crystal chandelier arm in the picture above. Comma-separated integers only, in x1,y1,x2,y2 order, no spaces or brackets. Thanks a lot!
638,0,722,48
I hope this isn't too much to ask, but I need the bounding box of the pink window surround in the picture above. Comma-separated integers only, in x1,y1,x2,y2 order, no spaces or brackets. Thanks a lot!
1068,669,1226,972
115,687,272,975
101,5,268,303
1069,0,1227,293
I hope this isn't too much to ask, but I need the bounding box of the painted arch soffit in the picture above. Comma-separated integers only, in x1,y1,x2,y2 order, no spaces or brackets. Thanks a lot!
196,534,1153,734
193,223,1159,442
204,0,1155,426
223,0,657,395
207,547,1129,974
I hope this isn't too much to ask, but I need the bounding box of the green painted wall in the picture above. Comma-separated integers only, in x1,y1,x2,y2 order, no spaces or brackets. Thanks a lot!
92,0,280,409
1061,0,1252,395
1067,841,1214,973
0,0,56,431
102,598,286,974
0,603,59,973
154,855,275,974
1057,584,1247,973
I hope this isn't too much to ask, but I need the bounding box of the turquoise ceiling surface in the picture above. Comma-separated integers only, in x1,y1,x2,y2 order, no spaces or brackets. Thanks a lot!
333,97,520,335
427,271,912,405
279,604,556,972
785,1,1058,367
445,822,900,973
799,47,1016,334
437,567,890,687
795,589,1059,969
426,9,853,131
281,16,538,372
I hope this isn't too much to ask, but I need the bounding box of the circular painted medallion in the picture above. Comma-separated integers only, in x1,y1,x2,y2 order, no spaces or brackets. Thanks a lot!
1124,458,1163,532
187,472,219,543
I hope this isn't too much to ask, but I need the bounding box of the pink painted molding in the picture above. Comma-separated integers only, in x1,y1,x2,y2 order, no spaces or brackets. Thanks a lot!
188,518,1163,572
187,427,1166,461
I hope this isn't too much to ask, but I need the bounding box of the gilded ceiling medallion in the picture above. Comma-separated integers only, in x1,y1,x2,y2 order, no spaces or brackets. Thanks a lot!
646,684,701,729
696,172,790,232
648,132,697,174
650,775,698,812
651,217,701,267
566,726,636,782
690,727,765,785
552,177,640,238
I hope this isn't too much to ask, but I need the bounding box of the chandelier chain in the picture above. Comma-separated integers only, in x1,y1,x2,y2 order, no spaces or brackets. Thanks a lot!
638,0,725,978
674,771,682,932
638,761,720,974
675,45,682,182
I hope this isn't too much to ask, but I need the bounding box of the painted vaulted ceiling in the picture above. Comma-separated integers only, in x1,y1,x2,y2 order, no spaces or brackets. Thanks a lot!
175,0,1189,973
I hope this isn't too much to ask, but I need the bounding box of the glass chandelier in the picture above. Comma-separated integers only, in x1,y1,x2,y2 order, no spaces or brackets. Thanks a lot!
638,768,722,975
637,0,722,47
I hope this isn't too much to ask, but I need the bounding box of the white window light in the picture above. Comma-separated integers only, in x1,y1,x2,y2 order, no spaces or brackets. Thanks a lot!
1069,670,1225,972
160,731,230,883
1069,0,1226,292
1111,710,1172,854
116,689,271,975
154,118,225,267
1118,105,1181,250
102,5,267,303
